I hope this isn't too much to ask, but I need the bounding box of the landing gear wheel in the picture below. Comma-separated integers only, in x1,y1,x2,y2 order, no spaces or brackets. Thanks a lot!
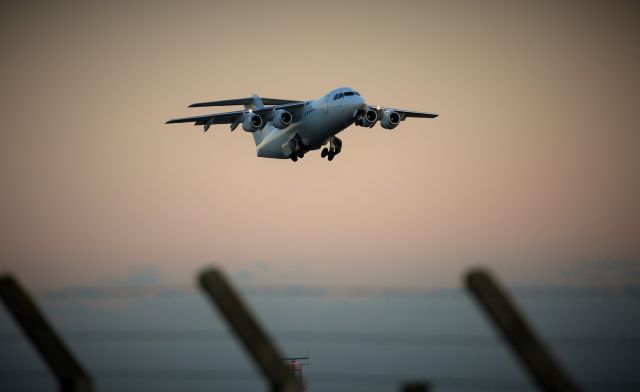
334,137,342,155
291,155,298,162
298,151,305,158
321,148,328,158
326,136,342,161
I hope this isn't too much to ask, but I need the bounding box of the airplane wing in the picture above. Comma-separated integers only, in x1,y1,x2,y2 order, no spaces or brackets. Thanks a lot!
166,102,306,128
369,106,439,119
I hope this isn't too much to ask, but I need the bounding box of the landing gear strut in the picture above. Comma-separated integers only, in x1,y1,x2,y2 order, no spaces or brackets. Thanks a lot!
322,136,342,161
290,135,305,162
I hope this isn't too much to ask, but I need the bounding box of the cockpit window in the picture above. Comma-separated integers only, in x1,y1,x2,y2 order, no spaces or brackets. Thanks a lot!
338,93,344,99
354,91,360,96
344,91,354,96
333,94,339,100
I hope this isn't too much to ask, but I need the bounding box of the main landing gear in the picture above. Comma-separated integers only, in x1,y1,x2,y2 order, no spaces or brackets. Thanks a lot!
290,135,305,162
321,136,342,161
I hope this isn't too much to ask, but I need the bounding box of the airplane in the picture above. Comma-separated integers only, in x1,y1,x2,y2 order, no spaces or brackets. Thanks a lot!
166,87,438,162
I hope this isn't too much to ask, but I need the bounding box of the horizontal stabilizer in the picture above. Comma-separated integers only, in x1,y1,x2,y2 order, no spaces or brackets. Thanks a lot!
189,97,301,108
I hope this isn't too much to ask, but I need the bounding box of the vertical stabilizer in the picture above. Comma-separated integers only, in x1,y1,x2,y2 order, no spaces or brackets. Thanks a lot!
248,94,267,146
244,94,265,110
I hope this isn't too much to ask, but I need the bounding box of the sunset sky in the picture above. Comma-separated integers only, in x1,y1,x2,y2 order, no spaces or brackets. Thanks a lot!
1,0,639,290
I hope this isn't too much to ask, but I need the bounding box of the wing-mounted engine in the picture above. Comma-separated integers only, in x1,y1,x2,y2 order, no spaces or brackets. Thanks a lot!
355,108,378,128
380,110,401,130
271,109,293,129
242,112,263,132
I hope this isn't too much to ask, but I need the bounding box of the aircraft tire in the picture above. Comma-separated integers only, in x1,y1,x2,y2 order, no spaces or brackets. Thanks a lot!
321,148,328,158
327,153,334,161
291,155,298,162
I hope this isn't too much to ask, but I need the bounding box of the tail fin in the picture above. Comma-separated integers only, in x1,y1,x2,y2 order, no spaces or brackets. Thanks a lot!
247,95,267,146
245,94,265,110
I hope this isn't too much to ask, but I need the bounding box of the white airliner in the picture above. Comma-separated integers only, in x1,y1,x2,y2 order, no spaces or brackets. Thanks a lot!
166,87,438,162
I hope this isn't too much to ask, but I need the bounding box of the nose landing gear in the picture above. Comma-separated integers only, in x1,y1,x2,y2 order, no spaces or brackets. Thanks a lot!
321,136,342,161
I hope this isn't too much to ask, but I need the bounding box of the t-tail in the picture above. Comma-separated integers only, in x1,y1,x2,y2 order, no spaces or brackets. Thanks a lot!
245,95,267,146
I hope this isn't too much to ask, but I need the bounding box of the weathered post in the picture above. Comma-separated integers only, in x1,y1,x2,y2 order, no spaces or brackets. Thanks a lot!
199,267,300,392
465,268,580,392
0,274,93,392
402,381,431,391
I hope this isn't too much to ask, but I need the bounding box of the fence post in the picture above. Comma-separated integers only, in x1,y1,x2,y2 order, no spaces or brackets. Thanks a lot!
401,381,431,391
0,274,93,392
198,267,300,392
465,268,580,392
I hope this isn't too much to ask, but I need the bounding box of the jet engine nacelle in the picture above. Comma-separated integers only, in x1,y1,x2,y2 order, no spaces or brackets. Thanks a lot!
357,109,378,128
242,112,263,132
271,109,293,129
380,110,401,130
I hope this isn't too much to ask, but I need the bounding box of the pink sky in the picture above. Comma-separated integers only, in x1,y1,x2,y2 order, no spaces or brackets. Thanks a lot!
1,1,639,289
